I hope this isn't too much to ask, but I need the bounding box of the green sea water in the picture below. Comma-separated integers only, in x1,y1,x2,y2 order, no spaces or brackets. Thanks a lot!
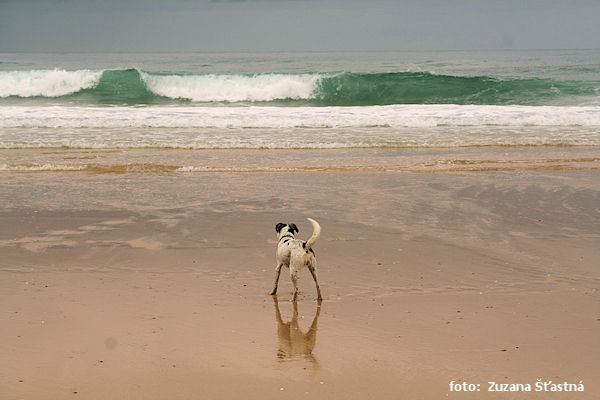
1,50,599,106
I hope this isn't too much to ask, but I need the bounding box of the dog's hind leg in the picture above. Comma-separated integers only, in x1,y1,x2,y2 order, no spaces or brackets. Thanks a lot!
270,263,283,295
308,265,322,301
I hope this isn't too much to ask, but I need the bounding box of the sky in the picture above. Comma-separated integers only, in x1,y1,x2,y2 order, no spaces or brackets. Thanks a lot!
0,0,599,52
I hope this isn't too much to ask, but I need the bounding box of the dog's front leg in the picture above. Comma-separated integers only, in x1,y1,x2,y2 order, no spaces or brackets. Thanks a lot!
270,263,283,295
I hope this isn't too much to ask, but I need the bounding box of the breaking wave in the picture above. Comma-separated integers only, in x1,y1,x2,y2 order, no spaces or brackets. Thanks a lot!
1,68,598,106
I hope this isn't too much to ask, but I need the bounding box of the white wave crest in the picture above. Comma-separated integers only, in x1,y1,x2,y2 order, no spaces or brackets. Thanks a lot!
0,69,102,98
140,72,322,102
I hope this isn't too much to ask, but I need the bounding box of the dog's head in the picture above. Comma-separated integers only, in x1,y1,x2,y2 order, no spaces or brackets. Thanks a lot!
276,222,298,237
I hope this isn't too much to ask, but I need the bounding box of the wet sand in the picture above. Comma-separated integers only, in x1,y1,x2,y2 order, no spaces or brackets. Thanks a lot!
1,149,599,399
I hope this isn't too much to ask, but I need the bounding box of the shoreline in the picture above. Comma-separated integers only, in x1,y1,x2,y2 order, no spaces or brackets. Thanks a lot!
2,145,600,174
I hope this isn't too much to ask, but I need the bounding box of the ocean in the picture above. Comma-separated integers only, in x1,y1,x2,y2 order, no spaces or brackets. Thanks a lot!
1,50,599,171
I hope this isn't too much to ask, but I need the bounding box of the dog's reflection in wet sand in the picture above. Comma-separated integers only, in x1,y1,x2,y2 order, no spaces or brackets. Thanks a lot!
272,296,322,367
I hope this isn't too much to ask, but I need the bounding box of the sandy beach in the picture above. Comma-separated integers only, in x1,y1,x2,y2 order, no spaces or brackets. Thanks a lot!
1,147,599,399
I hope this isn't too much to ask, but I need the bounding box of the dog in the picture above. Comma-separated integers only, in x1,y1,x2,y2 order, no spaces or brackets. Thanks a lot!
270,218,322,301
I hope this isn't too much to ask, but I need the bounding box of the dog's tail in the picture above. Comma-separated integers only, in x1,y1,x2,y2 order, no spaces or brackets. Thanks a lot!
305,218,321,250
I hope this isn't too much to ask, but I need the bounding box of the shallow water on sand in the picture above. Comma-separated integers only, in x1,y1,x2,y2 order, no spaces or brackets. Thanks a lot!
2,146,600,174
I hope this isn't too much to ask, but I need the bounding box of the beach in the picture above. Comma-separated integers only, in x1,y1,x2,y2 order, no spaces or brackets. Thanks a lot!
1,146,599,399
1,49,600,399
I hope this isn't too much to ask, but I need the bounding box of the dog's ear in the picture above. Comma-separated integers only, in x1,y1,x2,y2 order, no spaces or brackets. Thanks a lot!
289,223,298,234
275,223,286,233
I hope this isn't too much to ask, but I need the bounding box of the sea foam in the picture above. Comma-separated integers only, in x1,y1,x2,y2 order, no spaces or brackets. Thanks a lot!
1,105,599,149
1,104,599,129
0,69,102,98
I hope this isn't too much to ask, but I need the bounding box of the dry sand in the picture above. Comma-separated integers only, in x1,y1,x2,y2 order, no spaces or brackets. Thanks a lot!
1,151,599,399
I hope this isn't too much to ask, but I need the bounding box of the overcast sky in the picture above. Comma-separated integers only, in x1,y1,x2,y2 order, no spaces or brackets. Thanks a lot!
0,0,599,52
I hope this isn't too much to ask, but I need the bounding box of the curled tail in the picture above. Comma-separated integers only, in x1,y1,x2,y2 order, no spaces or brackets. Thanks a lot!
305,218,321,250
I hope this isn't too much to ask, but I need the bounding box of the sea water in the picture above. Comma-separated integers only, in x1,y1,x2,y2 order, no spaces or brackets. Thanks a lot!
0,51,599,169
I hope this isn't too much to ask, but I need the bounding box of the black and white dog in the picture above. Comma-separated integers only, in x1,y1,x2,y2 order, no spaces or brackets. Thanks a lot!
270,218,322,301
